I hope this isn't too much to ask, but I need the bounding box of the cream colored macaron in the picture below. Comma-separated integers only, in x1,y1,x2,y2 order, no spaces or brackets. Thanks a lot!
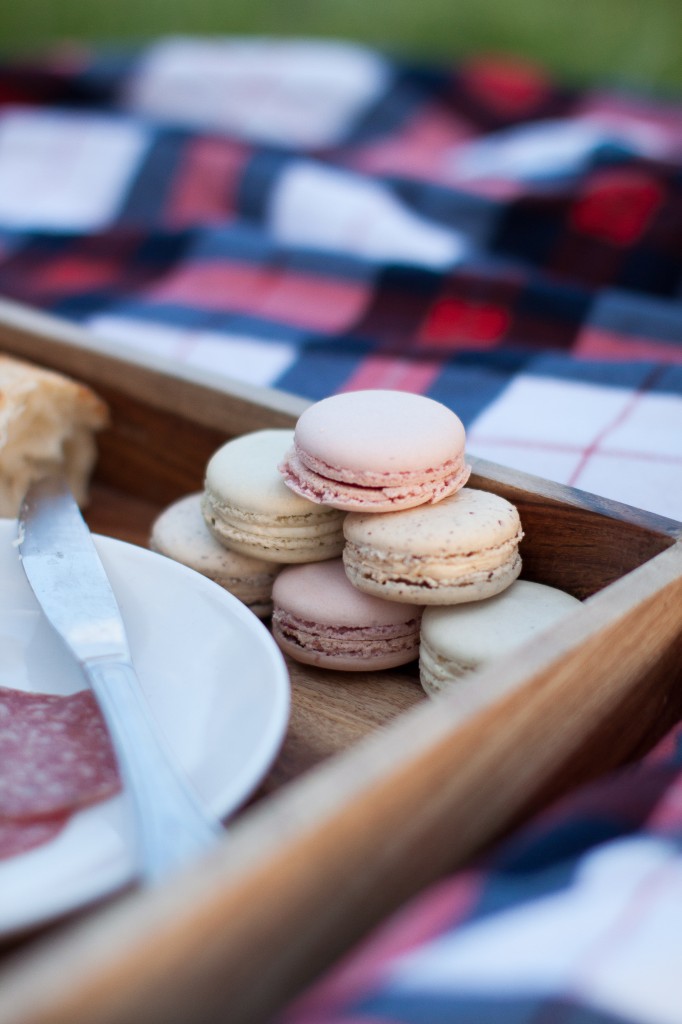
343,487,523,605
202,429,346,563
150,492,280,618
419,579,582,697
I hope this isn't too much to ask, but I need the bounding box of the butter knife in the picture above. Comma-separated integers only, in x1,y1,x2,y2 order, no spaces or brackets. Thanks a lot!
17,474,222,883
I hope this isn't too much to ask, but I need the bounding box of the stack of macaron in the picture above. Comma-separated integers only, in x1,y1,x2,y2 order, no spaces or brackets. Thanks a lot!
150,389,581,692
275,389,581,687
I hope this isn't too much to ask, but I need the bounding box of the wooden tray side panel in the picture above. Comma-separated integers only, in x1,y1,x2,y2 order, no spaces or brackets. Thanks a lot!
470,459,680,598
94,386,232,506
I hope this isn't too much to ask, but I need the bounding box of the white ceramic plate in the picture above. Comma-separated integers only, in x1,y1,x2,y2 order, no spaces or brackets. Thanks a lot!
0,519,290,936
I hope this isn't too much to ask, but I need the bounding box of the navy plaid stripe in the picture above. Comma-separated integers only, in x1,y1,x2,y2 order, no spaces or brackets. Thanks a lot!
353,992,632,1024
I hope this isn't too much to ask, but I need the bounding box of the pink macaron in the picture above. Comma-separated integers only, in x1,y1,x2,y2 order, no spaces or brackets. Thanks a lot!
271,559,422,671
279,389,470,513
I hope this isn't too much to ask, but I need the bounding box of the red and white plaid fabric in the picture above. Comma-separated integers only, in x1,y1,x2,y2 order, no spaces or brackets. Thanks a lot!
0,37,680,519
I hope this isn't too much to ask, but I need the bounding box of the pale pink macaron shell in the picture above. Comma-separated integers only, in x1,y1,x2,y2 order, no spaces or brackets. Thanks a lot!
271,559,422,671
280,390,470,512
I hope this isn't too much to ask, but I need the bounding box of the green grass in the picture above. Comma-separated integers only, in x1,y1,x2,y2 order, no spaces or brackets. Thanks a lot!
2,0,681,92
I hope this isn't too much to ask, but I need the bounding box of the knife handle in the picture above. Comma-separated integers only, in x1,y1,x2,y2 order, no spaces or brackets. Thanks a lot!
85,658,223,883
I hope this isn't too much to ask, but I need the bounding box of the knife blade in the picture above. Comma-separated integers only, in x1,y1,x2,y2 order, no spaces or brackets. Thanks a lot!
17,474,222,883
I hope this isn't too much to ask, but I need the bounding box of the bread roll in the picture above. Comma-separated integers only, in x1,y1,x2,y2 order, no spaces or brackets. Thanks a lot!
0,354,109,516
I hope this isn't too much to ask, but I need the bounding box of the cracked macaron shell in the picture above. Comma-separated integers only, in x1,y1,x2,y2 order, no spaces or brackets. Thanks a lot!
202,429,346,562
343,487,524,604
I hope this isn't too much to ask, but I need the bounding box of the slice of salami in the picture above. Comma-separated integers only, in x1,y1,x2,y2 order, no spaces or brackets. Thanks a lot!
0,685,121,820
0,815,69,861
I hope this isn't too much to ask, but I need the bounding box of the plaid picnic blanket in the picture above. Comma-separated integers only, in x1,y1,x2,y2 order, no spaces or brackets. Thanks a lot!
280,723,682,1024
0,37,680,519
0,37,681,1023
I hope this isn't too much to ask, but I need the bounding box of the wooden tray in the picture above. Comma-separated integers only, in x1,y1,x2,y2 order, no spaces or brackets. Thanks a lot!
0,298,681,1024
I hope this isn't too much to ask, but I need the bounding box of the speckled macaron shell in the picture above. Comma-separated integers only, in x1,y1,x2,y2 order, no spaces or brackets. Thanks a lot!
202,429,346,563
419,580,582,697
343,487,524,604
150,493,280,618
279,390,470,512
271,559,422,671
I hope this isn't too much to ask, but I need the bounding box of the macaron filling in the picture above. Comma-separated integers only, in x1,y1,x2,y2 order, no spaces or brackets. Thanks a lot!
272,609,421,669
292,443,468,489
201,491,345,560
280,450,471,511
273,609,421,653
345,530,523,575
344,552,522,603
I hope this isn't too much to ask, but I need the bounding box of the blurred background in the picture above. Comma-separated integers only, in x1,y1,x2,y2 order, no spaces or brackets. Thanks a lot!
1,0,681,91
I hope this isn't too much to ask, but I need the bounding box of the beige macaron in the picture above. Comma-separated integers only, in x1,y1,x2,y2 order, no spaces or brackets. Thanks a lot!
202,429,346,563
150,492,280,618
343,487,523,605
419,579,582,697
